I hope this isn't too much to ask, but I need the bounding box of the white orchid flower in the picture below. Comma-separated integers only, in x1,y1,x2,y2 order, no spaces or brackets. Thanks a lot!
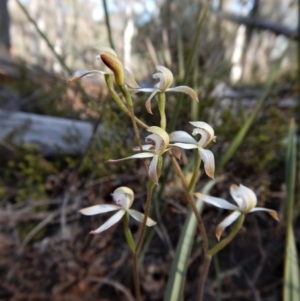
134,66,198,114
79,186,156,234
194,184,279,240
68,46,139,88
107,126,169,184
169,121,216,178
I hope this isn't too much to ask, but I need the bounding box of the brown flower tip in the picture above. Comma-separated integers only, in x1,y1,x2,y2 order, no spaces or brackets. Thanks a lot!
100,53,124,86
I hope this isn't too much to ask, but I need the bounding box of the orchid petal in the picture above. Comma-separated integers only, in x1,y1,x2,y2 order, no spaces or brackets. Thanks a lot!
239,184,257,211
190,121,214,133
68,70,108,82
249,207,279,220
145,134,161,153
106,152,155,164
156,66,173,91
229,184,245,210
167,86,198,102
152,72,164,87
149,155,159,184
133,88,157,93
170,142,198,150
96,46,118,56
216,211,241,240
230,184,257,213
128,209,157,226
147,126,170,153
124,69,140,89
199,148,215,179
192,128,211,146
145,90,159,114
194,193,239,211
169,131,197,144
90,209,126,234
190,122,216,144
79,204,120,215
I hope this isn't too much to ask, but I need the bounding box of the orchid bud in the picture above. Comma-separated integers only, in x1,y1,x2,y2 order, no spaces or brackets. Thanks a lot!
100,53,125,86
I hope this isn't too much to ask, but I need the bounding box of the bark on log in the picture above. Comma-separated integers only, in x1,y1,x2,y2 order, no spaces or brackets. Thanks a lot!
0,109,103,155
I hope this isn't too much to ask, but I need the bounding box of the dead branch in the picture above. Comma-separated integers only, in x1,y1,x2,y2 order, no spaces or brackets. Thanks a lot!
213,10,298,40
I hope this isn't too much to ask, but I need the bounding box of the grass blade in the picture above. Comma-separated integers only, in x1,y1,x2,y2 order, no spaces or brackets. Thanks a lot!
283,118,300,301
163,179,216,301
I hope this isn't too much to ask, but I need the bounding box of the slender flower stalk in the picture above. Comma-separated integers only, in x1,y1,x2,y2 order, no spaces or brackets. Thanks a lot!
123,212,136,252
133,180,156,301
119,84,147,158
157,92,166,130
104,74,148,129
187,150,201,193
208,214,245,256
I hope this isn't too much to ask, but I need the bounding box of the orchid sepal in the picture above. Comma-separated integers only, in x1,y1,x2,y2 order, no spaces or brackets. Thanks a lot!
167,86,198,102
90,209,126,234
249,207,279,220
215,211,241,241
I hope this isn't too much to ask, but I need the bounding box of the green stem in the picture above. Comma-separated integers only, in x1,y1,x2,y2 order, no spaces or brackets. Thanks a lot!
187,151,201,193
105,75,128,110
135,180,156,253
208,214,245,256
132,180,155,301
123,212,136,253
197,255,212,301
104,75,148,129
132,254,142,301
158,92,166,130
119,85,145,154
119,84,134,107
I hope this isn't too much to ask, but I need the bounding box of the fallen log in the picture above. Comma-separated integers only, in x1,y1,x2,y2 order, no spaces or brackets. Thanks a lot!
0,109,102,156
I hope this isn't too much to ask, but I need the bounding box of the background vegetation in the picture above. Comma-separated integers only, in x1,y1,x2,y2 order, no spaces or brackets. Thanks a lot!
0,0,298,300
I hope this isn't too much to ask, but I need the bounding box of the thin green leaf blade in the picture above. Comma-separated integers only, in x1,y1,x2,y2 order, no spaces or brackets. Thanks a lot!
164,180,216,301
283,118,300,301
